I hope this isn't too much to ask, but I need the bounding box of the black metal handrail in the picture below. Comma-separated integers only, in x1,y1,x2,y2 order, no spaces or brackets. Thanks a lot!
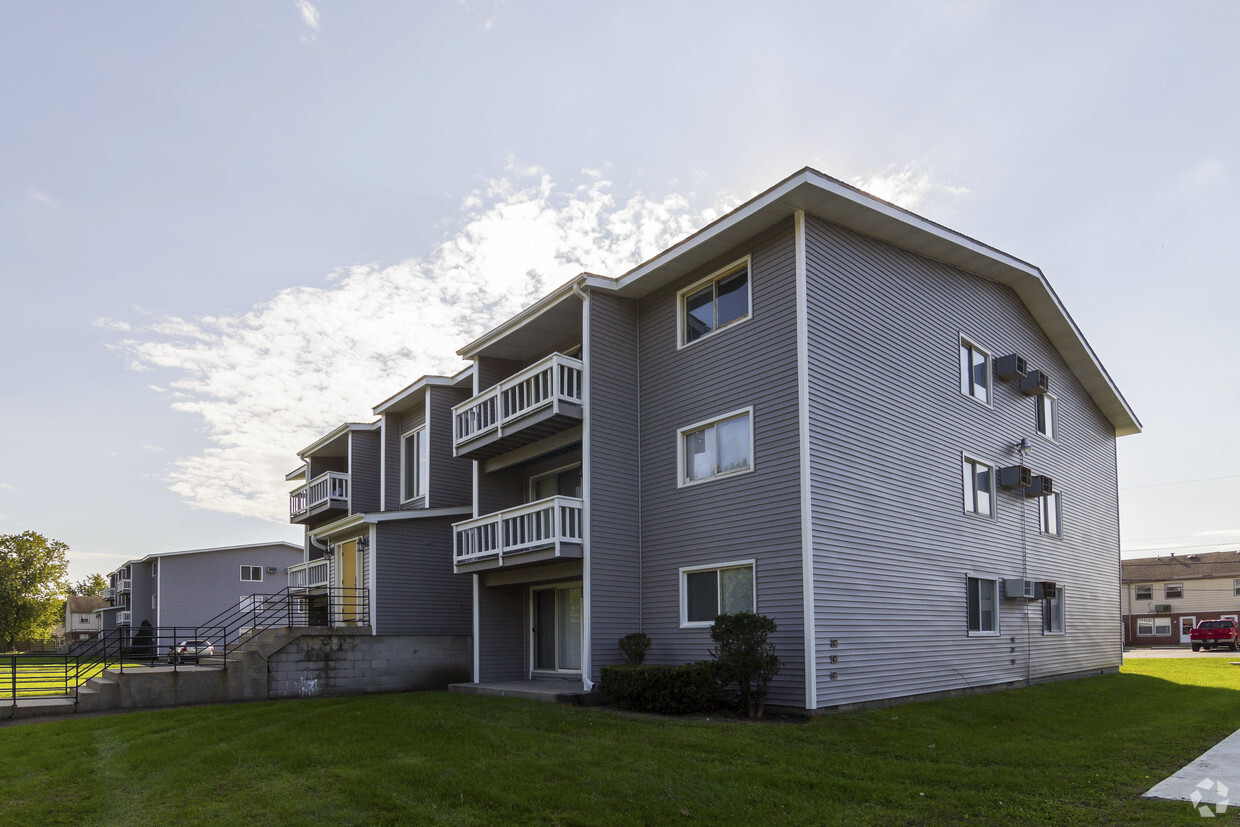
2,587,369,711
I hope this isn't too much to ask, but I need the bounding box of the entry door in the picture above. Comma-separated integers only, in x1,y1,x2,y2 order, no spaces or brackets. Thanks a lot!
338,540,360,623
1179,616,1196,644
532,584,582,673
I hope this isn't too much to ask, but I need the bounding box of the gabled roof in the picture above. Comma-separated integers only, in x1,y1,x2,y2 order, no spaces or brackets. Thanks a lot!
1121,550,1240,583
296,421,380,458
67,595,107,613
459,166,1140,436
372,364,474,415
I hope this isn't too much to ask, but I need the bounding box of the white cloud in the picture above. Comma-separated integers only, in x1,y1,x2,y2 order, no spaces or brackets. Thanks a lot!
295,0,320,41
850,161,970,211
104,166,722,522
0,482,14,490
28,187,55,206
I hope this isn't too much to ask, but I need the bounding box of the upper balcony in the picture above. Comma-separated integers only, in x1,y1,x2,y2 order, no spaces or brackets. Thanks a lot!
117,579,132,594
289,471,350,525
288,558,331,590
453,353,583,461
453,496,583,574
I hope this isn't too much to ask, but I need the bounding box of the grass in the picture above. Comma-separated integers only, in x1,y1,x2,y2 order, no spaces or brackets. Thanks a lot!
1,659,1237,825
0,658,147,699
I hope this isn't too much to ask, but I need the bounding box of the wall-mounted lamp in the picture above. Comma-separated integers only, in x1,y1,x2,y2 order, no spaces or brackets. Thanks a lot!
1017,437,1032,456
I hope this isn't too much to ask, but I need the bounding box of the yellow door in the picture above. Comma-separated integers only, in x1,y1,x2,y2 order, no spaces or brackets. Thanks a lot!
338,540,359,623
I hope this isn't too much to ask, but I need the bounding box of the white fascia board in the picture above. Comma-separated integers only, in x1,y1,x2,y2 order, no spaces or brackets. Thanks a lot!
297,421,381,458
286,465,308,482
137,541,304,562
364,507,474,523
372,370,470,416
455,280,580,359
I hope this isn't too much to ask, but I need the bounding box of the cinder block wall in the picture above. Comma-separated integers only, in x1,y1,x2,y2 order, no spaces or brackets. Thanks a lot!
268,632,471,698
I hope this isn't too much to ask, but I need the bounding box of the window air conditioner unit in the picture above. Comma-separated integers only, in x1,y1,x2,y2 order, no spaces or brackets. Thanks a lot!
1037,581,1057,600
998,465,1033,489
1025,475,1054,498
1021,370,1051,396
995,354,1028,381
1154,603,1173,614
1002,578,1036,600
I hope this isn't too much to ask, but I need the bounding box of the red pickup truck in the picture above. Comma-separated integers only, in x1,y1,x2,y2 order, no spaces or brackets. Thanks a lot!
1190,619,1239,652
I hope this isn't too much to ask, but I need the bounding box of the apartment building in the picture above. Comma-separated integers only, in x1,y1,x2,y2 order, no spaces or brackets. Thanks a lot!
1121,551,1240,646
290,167,1140,711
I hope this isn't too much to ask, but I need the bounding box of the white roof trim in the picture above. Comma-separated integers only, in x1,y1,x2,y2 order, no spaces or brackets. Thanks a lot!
373,365,474,415
296,421,380,457
456,279,580,359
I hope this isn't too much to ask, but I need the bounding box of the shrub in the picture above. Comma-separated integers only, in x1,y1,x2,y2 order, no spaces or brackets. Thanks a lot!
599,662,721,714
711,612,780,718
617,632,651,665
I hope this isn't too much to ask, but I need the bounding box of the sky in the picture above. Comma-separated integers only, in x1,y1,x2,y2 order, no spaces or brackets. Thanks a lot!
2,1,1238,582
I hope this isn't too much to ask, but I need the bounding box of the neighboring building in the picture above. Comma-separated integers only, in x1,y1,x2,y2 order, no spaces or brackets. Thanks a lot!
64,595,107,643
285,370,473,637
99,542,303,634
294,167,1141,712
1121,551,1240,646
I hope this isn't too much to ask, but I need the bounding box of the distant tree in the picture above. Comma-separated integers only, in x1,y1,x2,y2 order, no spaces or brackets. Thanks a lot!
68,573,109,597
0,531,70,651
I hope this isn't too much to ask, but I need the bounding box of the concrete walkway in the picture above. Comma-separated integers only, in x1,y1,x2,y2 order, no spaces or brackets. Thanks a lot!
1145,726,1240,811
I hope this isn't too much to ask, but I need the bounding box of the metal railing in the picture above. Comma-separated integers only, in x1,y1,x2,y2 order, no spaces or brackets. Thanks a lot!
290,471,350,518
453,353,583,448
288,558,330,589
454,496,583,565
2,587,369,711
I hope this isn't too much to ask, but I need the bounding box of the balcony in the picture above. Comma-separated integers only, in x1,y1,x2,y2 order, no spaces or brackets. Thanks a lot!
288,558,331,590
453,353,583,461
453,496,583,573
103,587,116,600
117,611,132,626
117,579,132,593
289,471,350,524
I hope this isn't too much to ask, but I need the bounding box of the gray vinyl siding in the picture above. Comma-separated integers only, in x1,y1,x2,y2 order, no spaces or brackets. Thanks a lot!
373,518,471,635
585,293,642,675
637,221,806,708
350,430,381,514
476,582,525,681
154,544,303,630
476,464,526,516
393,407,427,511
804,215,1121,708
476,357,523,392
308,455,346,477
428,385,472,508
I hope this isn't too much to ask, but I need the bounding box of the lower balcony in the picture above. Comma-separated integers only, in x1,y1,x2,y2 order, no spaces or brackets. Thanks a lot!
117,611,132,626
290,471,350,525
288,558,331,590
453,496,583,574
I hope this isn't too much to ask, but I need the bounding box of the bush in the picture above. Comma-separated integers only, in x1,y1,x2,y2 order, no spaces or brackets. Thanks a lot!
711,612,780,718
599,662,721,715
617,632,651,665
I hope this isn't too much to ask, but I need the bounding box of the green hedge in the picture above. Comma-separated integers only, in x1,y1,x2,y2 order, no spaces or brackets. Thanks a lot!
599,662,722,714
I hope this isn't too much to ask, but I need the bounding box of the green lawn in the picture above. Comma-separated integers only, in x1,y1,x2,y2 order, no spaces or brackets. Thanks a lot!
0,659,146,699
1,659,1236,825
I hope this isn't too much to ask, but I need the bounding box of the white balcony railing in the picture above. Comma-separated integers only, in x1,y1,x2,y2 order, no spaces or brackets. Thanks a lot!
103,587,116,600
453,353,583,448
289,471,350,519
118,579,132,593
288,558,331,589
453,496,583,566
117,611,132,625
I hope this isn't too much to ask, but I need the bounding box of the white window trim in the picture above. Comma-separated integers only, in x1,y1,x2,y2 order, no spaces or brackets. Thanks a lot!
1042,587,1066,635
676,256,752,350
961,452,997,520
1135,584,1153,601
676,407,755,489
1233,580,1240,597
240,565,263,582
958,334,993,408
1038,491,1063,537
1035,393,1058,442
966,572,1001,636
528,462,582,501
679,559,756,628
1137,616,1172,636
1164,582,1183,599
400,425,429,504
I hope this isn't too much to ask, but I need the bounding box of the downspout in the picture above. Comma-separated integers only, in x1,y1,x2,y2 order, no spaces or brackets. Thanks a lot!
571,280,594,690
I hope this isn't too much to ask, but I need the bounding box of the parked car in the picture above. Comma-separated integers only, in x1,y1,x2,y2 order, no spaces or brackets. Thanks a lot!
167,640,215,663
1189,620,1239,652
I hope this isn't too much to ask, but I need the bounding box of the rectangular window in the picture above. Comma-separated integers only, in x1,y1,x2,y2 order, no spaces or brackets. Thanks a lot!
967,576,998,634
1165,583,1183,599
1234,580,1240,597
962,456,994,517
1043,588,1065,634
240,565,263,582
679,409,753,486
959,338,991,404
680,561,755,626
401,426,429,502
1137,616,1172,636
151,561,158,577
240,595,264,613
1135,584,1152,601
529,464,583,500
1038,492,1061,536
151,594,157,609
679,258,751,346
1036,394,1056,440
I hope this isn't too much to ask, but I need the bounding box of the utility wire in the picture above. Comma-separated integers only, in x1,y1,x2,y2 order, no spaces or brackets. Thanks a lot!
1121,473,1240,491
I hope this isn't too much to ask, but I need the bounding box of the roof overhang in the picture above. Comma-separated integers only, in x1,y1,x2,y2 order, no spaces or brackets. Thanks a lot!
373,365,474,416
296,421,380,458
457,281,583,360
309,507,475,541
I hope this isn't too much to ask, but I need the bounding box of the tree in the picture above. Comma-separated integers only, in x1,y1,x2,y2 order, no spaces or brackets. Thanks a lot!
710,612,781,718
0,531,70,651
68,573,109,597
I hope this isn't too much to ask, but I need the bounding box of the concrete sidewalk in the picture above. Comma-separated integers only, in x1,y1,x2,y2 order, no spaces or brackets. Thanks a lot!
1144,726,1240,813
